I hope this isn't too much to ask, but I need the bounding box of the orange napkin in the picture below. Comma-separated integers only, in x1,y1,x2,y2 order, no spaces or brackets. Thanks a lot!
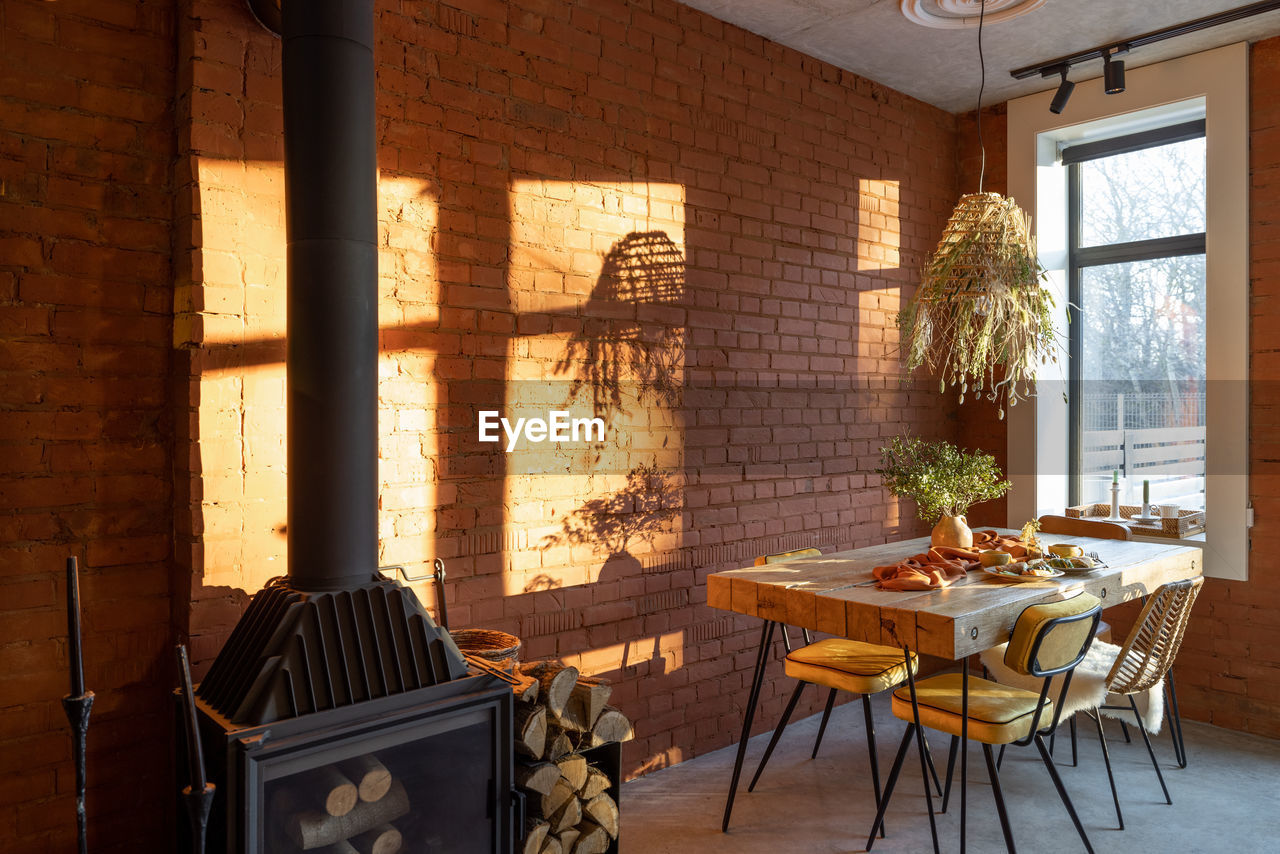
873,530,1032,591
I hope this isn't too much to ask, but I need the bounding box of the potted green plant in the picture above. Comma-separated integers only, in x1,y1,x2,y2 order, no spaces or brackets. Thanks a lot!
876,435,1011,548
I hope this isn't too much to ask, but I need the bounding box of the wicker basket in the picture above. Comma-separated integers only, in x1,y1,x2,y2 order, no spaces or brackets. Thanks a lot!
451,629,521,673
1065,503,1205,539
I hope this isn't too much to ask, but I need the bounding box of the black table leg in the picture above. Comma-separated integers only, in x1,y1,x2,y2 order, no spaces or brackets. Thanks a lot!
722,619,776,832
903,645,940,854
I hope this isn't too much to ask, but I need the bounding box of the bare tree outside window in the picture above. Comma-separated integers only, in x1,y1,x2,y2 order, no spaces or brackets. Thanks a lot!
1072,134,1207,509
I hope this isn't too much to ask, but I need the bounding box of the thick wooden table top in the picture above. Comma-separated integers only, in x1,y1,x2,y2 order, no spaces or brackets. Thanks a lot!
707,533,1202,659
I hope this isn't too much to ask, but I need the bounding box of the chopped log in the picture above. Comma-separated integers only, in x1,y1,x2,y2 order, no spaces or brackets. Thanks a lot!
573,820,610,854
583,793,618,839
580,766,610,800
312,765,359,816
556,828,580,854
515,762,561,796
539,837,563,854
540,778,575,819
513,673,540,703
282,779,410,850
589,707,633,747
555,754,588,792
567,678,612,729
544,730,573,763
521,818,550,854
547,793,582,835
515,703,548,759
338,755,393,803
551,699,588,733
350,823,402,854
521,662,580,718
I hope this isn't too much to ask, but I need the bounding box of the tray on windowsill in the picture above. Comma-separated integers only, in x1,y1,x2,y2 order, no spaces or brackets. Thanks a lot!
1065,503,1205,539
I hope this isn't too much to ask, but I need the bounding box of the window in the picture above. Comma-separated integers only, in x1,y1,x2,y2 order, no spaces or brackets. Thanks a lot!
1006,44,1249,580
1064,122,1207,510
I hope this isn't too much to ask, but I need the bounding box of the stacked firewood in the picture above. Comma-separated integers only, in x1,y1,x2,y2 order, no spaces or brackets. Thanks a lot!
513,662,632,854
273,755,407,853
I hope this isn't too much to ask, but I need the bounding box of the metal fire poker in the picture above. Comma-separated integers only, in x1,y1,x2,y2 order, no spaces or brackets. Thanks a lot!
62,556,92,854
176,645,215,854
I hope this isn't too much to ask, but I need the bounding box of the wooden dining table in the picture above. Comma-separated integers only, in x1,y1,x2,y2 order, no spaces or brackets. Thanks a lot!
708,530,1203,836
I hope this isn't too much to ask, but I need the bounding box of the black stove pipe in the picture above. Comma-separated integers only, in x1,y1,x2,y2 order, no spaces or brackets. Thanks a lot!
282,0,378,591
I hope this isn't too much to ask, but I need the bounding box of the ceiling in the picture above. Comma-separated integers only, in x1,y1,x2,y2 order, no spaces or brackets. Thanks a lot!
677,0,1280,112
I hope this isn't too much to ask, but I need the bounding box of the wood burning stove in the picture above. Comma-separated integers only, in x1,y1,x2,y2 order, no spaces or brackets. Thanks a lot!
181,2,517,851
189,674,514,854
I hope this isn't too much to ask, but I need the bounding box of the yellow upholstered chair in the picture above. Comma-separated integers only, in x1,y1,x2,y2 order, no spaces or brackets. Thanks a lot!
725,549,939,838
866,592,1103,854
1036,514,1131,763
746,550,944,834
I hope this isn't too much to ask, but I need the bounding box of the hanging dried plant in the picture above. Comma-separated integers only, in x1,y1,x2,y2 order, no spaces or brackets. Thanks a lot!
898,192,1058,418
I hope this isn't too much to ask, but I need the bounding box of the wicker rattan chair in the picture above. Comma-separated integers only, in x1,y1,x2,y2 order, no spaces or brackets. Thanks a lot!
1086,576,1203,828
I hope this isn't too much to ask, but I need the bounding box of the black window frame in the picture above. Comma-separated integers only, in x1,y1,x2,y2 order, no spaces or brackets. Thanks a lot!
1064,119,1207,506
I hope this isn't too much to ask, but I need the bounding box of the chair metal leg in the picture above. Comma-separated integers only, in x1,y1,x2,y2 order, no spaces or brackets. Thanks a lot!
941,735,959,814
1033,734,1095,854
1119,720,1131,743
722,620,776,832
866,725,913,850
1069,714,1078,767
902,647,941,854
983,743,1017,854
960,658,969,854
812,687,838,759
1091,711,1124,830
861,693,886,838
996,743,1005,769
1167,670,1188,769
748,679,805,792
1130,695,1172,805
923,734,944,797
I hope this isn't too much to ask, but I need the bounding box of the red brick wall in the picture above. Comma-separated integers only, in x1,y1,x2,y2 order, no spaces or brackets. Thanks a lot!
177,0,961,782
0,1,177,851
1174,37,1280,736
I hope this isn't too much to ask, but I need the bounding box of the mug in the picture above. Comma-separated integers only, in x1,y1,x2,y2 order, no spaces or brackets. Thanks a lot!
1048,543,1083,558
1159,504,1180,519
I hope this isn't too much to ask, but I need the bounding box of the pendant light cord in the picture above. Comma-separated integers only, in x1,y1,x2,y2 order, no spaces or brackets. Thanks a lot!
977,0,987,193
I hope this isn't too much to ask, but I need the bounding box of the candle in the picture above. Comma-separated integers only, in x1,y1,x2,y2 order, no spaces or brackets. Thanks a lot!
1143,479,1150,505
66,556,84,697
1112,469,1119,484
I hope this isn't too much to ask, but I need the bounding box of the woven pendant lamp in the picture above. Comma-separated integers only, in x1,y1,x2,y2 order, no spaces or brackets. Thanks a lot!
899,3,1057,417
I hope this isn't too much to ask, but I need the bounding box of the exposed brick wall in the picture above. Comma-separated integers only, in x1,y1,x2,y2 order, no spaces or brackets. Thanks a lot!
1172,36,1280,737
0,1,177,851
178,0,961,781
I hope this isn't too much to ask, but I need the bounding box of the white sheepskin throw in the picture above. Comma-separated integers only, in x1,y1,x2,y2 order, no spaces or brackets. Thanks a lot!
978,640,1164,734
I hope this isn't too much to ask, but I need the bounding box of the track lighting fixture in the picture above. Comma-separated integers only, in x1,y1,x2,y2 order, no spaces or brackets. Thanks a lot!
1103,51,1126,95
1011,0,1280,111
1049,66,1074,114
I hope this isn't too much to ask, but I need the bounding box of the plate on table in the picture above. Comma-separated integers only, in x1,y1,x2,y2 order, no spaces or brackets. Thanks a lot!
982,566,1065,583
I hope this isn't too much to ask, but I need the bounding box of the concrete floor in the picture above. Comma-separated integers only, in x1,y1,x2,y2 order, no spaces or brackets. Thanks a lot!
621,693,1280,853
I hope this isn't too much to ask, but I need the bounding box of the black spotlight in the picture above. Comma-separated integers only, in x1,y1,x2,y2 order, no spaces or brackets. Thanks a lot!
1104,52,1126,94
1050,67,1074,114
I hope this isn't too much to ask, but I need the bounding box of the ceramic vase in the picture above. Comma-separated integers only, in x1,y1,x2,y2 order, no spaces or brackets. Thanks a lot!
931,514,973,549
